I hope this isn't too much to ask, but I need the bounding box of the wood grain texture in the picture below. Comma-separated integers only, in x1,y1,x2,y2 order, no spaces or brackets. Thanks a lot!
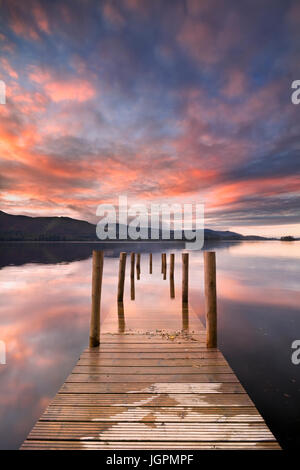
41,406,264,422
21,441,281,450
72,365,232,374
21,332,280,450
58,384,247,395
26,421,276,441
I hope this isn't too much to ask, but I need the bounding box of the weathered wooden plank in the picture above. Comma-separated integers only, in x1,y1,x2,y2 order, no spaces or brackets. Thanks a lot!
55,392,252,406
72,365,232,374
78,358,229,366
41,405,264,422
83,344,210,350
21,440,281,450
97,334,206,342
80,351,224,359
26,421,277,441
21,322,280,450
59,382,246,394
66,373,239,383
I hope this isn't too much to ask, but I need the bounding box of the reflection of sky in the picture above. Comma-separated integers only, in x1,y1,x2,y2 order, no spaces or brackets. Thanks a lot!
0,241,300,448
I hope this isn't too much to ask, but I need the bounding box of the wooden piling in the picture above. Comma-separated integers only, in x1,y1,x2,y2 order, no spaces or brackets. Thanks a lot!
149,253,152,274
89,250,104,347
169,253,175,298
117,301,125,333
136,253,141,280
170,253,174,278
162,253,167,279
130,276,135,300
117,252,127,302
130,253,135,300
182,253,189,303
130,253,135,278
204,251,217,348
161,253,164,273
170,276,175,299
182,302,189,331
162,253,167,280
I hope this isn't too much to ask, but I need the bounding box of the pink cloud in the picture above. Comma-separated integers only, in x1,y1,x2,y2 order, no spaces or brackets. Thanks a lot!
177,12,241,66
44,79,96,102
32,3,50,34
102,2,125,27
1,57,18,79
9,8,39,41
222,69,247,98
28,67,52,84
28,67,96,102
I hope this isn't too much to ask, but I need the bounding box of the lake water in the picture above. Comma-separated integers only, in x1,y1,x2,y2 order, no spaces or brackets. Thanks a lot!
0,241,299,449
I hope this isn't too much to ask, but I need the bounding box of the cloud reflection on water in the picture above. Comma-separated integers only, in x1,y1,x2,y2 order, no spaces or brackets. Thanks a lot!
0,241,300,448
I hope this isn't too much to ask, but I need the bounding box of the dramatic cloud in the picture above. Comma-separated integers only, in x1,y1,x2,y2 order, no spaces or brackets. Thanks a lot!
0,0,299,236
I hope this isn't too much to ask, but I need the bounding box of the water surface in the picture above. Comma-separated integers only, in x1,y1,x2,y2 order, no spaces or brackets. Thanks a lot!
0,241,299,449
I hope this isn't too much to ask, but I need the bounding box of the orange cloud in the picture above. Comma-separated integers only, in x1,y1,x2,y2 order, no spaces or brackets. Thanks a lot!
32,3,50,34
9,9,39,41
28,67,96,102
44,79,96,102
103,2,125,26
0,57,18,79
28,68,52,84
222,69,247,98
207,176,300,210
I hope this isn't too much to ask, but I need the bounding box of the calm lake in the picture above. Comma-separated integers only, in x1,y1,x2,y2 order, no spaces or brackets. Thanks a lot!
0,241,299,450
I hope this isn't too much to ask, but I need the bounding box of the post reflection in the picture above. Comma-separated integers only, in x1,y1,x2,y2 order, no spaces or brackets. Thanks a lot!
170,275,175,298
136,253,141,280
117,301,125,333
130,252,135,300
182,302,189,332
130,273,135,300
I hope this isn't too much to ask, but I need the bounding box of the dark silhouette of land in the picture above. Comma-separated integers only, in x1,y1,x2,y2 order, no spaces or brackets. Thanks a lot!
0,210,269,242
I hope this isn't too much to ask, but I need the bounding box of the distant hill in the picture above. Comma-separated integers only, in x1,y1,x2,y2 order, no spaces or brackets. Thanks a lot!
203,228,268,241
0,210,269,241
0,210,95,241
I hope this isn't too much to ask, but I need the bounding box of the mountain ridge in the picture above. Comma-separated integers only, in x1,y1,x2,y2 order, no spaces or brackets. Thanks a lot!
0,210,271,241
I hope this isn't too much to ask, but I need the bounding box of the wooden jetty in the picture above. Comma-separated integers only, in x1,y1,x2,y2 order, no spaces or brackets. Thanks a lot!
21,252,280,450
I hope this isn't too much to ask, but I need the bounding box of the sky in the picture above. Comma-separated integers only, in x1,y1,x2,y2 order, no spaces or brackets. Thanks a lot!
0,0,300,237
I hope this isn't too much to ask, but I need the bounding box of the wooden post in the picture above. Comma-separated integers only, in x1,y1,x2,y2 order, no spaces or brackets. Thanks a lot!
130,253,135,278
163,253,167,280
117,252,127,302
130,253,135,300
89,250,104,347
170,276,175,299
131,276,135,300
161,253,164,273
182,302,189,331
149,253,152,274
204,251,217,348
136,253,141,280
162,253,167,279
118,301,125,333
136,253,141,269
169,253,175,298
170,253,174,278
182,253,189,303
